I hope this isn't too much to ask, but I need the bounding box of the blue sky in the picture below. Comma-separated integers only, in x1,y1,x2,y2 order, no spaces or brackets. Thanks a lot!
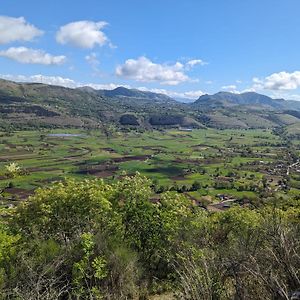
1,0,300,100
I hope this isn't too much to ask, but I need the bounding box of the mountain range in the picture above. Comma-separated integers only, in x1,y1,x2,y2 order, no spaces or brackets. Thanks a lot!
193,91,300,111
0,79,300,135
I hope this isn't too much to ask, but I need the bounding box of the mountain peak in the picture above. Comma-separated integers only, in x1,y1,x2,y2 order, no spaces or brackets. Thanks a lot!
194,91,285,109
96,87,176,103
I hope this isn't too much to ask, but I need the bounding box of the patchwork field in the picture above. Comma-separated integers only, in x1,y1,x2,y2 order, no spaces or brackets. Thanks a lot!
1,128,299,210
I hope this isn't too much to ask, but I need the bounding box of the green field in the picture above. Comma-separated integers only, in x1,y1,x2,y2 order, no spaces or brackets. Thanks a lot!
1,128,299,209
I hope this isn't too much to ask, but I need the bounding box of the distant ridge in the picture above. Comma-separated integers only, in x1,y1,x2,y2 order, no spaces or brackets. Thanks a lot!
193,91,286,109
79,86,176,103
1,78,300,131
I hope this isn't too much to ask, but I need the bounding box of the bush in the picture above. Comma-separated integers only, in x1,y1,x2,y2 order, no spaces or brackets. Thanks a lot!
0,175,299,299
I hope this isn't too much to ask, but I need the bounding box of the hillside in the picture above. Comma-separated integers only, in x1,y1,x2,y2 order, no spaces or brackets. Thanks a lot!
97,86,176,103
1,79,300,130
193,91,300,111
78,86,176,103
0,79,197,129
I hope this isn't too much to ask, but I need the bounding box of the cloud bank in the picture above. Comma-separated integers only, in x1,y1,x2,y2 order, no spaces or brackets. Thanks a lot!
0,47,66,65
253,71,300,90
116,56,190,85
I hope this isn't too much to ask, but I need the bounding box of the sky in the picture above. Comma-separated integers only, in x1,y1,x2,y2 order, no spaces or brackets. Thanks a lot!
1,0,300,100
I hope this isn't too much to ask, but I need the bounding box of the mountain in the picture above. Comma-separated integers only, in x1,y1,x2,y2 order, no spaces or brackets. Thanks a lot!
284,99,300,111
192,91,300,112
174,97,196,103
0,79,196,129
193,92,285,109
79,86,176,104
1,79,300,131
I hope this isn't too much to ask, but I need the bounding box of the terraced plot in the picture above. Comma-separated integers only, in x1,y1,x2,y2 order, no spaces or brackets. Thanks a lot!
0,128,299,209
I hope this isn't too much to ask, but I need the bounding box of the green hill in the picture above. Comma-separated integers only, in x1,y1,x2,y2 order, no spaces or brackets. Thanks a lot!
1,79,300,131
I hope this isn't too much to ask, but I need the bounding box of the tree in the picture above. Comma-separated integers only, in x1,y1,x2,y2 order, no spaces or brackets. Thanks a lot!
13,179,116,243
191,180,201,191
4,162,21,178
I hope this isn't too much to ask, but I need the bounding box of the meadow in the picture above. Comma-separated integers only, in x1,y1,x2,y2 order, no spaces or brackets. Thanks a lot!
1,128,299,210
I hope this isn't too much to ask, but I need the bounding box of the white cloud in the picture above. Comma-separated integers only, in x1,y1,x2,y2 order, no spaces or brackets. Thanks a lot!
183,90,205,98
222,84,237,91
31,75,76,86
221,85,240,94
286,94,300,101
0,74,131,90
138,87,204,99
259,90,300,101
241,88,256,93
0,47,66,65
220,84,257,94
0,74,77,87
85,52,99,70
253,71,300,90
0,16,43,44
186,59,207,68
56,20,110,49
116,56,190,85
84,82,131,90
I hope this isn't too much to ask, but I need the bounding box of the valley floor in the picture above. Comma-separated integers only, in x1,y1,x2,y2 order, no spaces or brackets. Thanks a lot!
1,128,299,209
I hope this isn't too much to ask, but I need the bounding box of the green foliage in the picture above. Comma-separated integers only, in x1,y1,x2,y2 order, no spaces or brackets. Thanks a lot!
0,223,19,292
0,224,18,263
13,179,115,242
72,233,108,298
4,162,21,178
0,174,299,298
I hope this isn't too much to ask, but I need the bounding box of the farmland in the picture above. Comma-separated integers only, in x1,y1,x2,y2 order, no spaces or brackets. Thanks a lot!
1,127,299,210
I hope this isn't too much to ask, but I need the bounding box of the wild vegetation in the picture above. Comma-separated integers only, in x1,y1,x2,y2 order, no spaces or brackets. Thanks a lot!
0,79,300,299
0,173,299,299
0,125,299,299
